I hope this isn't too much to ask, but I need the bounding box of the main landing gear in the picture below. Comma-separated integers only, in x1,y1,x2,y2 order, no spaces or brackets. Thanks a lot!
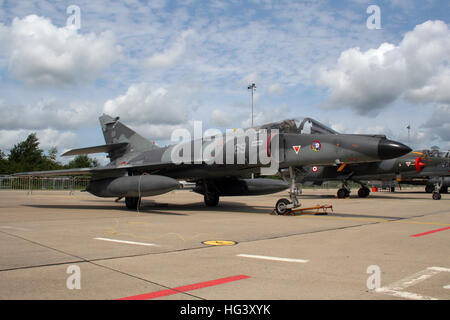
337,187,350,199
357,186,370,198
204,192,220,207
336,180,370,199
125,197,141,209
201,180,220,207
275,167,302,215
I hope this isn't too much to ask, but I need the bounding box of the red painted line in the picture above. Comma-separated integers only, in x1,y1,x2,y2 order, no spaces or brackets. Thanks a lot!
410,226,450,238
117,275,250,300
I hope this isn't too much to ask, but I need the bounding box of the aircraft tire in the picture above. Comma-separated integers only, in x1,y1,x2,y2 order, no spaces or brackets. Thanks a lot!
275,198,291,215
125,197,141,209
204,193,219,207
357,187,370,198
337,188,348,199
432,192,441,200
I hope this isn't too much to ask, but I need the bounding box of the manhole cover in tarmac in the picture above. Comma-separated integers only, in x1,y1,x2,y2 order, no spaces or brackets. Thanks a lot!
202,240,237,246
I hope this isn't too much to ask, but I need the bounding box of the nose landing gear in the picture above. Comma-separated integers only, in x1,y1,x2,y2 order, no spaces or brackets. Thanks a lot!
274,167,303,215
432,178,444,200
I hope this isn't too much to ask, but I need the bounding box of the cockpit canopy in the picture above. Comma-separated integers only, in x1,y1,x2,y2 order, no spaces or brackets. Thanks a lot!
419,149,450,158
256,118,338,135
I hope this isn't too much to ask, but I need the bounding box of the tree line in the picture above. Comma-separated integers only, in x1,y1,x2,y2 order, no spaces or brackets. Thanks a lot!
0,133,99,175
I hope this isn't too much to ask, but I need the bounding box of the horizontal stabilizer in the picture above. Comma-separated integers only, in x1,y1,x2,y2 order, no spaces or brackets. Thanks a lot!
62,142,128,157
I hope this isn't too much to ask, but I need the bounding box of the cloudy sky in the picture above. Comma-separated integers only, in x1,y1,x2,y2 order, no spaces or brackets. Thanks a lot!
0,0,449,164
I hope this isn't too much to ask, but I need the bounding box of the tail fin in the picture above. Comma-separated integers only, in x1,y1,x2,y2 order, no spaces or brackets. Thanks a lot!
99,114,157,155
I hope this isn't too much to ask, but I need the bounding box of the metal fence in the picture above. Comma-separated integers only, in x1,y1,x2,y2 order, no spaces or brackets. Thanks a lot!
0,175,90,191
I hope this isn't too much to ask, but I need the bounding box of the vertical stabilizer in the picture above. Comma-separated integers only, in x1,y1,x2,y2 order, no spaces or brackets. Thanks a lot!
99,114,157,160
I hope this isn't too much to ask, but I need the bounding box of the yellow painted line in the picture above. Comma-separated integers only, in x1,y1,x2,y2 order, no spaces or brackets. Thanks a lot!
297,215,450,226
202,240,237,246
298,215,389,223
391,220,450,227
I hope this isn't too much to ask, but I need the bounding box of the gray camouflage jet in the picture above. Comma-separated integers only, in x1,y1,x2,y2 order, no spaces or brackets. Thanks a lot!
15,115,411,212
397,149,450,199
296,149,450,200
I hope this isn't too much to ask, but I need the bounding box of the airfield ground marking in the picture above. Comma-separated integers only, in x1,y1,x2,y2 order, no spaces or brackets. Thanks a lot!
410,226,450,237
0,226,30,231
237,254,309,263
94,237,159,247
297,215,450,227
117,275,250,300
375,266,450,300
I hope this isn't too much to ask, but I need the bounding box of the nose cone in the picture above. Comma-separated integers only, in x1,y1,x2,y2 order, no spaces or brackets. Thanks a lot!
378,139,412,160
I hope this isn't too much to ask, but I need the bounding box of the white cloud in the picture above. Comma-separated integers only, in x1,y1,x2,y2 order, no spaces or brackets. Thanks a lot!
211,109,233,127
0,99,99,130
103,82,199,125
422,104,450,142
0,128,79,153
318,20,450,115
145,29,196,68
1,15,121,86
240,104,290,128
267,83,285,95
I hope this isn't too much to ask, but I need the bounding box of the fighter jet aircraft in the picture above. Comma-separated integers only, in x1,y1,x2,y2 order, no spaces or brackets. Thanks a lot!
296,149,450,200
397,149,450,199
15,115,411,212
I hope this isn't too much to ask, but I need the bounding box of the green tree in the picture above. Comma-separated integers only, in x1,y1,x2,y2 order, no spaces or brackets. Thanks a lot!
42,147,63,171
8,133,45,172
0,150,9,174
6,134,64,173
48,147,58,161
66,155,99,168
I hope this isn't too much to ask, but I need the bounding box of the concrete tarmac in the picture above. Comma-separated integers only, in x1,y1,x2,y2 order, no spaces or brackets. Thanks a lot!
0,188,449,300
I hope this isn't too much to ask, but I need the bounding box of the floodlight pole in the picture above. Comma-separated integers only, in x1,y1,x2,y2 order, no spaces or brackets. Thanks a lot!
406,124,411,145
248,83,256,127
248,83,256,179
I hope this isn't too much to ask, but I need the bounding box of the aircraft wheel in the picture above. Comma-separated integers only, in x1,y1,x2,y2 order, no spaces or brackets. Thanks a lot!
432,192,441,200
425,185,434,193
125,197,141,210
275,198,291,215
358,187,370,198
204,193,219,207
337,188,349,199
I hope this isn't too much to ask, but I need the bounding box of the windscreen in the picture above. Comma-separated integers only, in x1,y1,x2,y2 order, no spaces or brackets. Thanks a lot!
256,118,338,135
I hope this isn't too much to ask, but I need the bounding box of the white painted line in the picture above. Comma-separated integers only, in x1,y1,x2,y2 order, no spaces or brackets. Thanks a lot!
375,288,437,300
0,226,30,231
94,237,159,247
375,266,450,300
428,266,450,273
236,254,309,263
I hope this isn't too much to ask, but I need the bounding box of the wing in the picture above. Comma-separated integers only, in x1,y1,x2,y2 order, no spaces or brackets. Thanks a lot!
13,161,176,177
13,167,105,176
61,142,128,156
